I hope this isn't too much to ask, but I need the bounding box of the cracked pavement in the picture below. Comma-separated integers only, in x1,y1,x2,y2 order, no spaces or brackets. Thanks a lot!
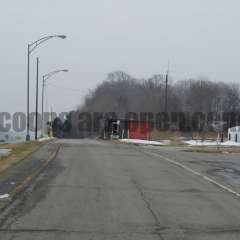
1,139,240,239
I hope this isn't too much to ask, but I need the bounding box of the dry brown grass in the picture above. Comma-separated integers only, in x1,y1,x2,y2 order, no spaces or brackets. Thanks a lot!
150,130,186,145
150,130,222,146
183,147,240,154
190,131,219,140
0,141,43,173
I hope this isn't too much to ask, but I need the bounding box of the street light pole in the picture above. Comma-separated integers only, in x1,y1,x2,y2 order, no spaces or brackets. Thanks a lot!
26,44,30,141
35,57,39,140
26,34,67,141
41,69,69,137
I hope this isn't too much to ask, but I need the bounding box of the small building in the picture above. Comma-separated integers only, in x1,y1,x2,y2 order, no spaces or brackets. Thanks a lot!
102,118,151,140
228,126,240,143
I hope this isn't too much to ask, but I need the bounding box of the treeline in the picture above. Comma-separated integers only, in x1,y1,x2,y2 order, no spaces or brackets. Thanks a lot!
81,71,240,114
53,71,240,138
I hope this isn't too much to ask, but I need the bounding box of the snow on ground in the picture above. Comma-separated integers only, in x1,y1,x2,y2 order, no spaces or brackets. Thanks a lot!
0,149,11,157
161,140,171,145
0,194,9,199
119,139,164,146
38,137,54,142
183,140,240,147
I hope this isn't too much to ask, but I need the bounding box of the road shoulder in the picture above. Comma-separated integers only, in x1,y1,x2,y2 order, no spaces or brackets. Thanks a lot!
0,140,60,212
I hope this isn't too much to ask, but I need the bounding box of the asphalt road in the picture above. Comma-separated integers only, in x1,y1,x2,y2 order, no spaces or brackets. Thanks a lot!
1,139,240,239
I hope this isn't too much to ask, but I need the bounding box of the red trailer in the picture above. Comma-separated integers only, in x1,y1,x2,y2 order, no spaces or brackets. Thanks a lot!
128,120,150,140
103,118,151,140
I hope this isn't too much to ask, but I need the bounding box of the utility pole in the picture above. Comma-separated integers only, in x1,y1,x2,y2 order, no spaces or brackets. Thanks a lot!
164,63,169,114
220,98,224,143
41,77,45,138
35,57,39,140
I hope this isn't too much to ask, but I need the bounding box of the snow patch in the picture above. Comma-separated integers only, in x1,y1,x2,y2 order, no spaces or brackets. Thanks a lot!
0,149,11,157
38,137,54,142
183,140,240,147
119,139,164,146
0,194,9,199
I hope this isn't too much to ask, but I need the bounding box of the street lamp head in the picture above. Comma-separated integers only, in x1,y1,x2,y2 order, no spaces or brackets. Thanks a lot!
57,35,67,39
62,69,69,72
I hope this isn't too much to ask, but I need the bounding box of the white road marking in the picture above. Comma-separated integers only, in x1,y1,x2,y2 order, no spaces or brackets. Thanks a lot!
144,150,240,198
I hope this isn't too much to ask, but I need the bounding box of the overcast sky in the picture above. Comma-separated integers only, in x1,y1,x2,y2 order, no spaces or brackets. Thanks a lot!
1,0,239,114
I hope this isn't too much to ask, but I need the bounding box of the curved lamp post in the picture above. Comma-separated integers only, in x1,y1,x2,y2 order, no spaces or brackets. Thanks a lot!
26,35,67,141
41,69,69,137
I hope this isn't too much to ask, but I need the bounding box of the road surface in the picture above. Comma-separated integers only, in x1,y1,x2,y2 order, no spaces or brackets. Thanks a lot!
1,139,240,239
